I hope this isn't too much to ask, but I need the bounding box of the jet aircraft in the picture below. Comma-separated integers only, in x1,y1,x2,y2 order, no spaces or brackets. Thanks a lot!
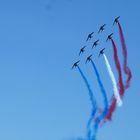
72,61,80,69
98,24,106,33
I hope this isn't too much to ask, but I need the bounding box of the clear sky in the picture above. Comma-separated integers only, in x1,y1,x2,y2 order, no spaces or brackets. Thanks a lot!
0,0,139,140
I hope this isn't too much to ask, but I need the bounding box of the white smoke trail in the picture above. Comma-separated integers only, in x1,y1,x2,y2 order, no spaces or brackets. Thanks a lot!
103,54,122,107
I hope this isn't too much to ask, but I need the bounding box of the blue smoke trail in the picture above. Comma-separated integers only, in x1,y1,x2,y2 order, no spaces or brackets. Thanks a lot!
77,66,97,140
90,60,108,140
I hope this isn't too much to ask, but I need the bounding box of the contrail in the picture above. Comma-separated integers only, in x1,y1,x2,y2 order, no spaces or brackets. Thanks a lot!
105,39,125,121
117,22,132,89
77,66,97,140
90,60,108,140
103,54,122,107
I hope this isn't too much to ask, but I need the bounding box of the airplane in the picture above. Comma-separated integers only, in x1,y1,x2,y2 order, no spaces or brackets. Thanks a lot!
106,33,113,42
72,60,80,69
85,54,92,63
98,24,106,33
86,32,94,41
79,46,86,56
92,40,99,48
113,16,120,25
99,48,105,57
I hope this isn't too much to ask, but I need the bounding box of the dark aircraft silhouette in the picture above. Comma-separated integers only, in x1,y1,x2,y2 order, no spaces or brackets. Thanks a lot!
86,32,94,41
72,60,80,69
98,24,106,33
92,40,99,48
99,48,105,57
106,33,113,42
79,46,86,56
85,54,92,63
113,16,120,25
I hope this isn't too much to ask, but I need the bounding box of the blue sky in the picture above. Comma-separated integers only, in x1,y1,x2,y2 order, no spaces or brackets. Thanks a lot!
0,0,139,140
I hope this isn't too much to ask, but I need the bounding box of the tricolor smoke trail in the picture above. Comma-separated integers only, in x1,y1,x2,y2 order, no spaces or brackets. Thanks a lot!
103,54,122,107
77,66,97,140
90,60,108,140
105,39,125,121
117,22,132,89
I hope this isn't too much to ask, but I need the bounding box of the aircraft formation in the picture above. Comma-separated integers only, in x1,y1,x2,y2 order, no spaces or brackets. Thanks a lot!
72,16,120,69
71,16,132,140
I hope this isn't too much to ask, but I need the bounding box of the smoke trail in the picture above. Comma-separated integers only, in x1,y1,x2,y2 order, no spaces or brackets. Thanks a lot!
90,60,108,140
117,22,132,89
104,23,132,122
111,39,125,96
105,96,117,121
103,54,122,107
105,39,125,121
77,66,97,140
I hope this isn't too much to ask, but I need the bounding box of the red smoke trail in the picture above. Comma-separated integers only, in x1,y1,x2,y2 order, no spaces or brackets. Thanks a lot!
105,96,116,121
111,39,125,96
105,39,125,121
117,22,132,89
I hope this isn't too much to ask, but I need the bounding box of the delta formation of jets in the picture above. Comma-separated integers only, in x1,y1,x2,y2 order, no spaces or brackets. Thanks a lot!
72,17,120,69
